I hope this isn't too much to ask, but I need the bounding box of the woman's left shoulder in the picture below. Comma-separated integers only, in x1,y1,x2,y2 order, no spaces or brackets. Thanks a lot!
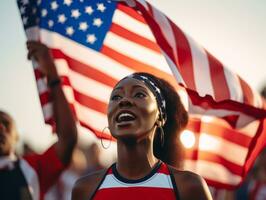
168,166,213,200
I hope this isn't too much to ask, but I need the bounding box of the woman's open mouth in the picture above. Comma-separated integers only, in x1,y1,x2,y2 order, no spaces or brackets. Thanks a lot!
116,111,136,125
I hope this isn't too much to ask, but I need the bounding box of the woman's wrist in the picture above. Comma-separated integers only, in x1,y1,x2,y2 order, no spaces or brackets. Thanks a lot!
48,77,61,88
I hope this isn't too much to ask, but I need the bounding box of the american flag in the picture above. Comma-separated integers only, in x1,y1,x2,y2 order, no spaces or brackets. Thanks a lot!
17,0,266,189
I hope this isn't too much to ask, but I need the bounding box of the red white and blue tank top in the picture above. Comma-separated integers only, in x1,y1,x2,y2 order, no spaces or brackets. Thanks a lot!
92,161,180,200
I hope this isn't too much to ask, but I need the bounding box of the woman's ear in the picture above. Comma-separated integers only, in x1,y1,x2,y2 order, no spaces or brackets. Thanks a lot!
155,118,164,127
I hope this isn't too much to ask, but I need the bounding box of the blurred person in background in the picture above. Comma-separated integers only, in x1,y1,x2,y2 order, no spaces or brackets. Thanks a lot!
84,142,105,174
247,149,266,200
0,41,77,200
45,147,87,200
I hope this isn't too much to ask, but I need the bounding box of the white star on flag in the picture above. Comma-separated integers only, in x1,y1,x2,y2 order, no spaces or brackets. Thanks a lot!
71,9,81,19
79,22,89,31
66,26,74,36
86,34,96,44
93,18,103,27
37,0,42,5
51,1,59,10
85,6,94,15
58,14,67,23
64,0,72,6
97,3,106,12
48,20,54,27
41,9,47,17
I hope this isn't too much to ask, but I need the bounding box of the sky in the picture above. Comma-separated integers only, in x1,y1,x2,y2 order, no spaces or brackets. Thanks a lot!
0,0,265,151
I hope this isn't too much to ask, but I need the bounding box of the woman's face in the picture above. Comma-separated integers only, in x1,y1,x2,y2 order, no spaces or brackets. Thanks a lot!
107,77,159,140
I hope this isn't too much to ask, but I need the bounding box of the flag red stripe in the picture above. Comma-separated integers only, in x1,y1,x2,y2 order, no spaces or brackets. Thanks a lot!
110,23,161,54
73,89,108,115
185,150,243,176
207,52,231,101
204,178,240,190
79,120,114,140
60,75,108,114
187,89,266,119
169,20,196,90
244,118,266,174
34,68,45,79
238,76,254,105
101,45,178,87
39,91,50,105
117,3,146,24
134,2,177,74
187,118,252,148
52,49,118,88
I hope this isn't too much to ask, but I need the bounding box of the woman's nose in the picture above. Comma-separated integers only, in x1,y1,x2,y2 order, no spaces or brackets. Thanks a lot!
119,97,133,108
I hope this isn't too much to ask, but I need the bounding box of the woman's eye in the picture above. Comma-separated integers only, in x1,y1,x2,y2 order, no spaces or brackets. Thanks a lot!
135,92,146,98
111,95,122,101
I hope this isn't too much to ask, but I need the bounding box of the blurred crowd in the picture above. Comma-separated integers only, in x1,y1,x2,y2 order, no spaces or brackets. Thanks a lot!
19,141,113,200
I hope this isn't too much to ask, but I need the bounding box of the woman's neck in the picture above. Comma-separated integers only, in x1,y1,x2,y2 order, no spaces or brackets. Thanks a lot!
116,138,159,180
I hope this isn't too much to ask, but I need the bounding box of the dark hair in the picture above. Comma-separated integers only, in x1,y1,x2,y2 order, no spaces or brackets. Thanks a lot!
132,72,188,168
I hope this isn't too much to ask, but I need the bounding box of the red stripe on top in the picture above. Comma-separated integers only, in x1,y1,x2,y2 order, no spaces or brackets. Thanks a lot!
238,76,254,105
187,118,252,148
94,187,176,200
206,52,231,101
168,20,196,90
117,3,146,24
110,23,161,54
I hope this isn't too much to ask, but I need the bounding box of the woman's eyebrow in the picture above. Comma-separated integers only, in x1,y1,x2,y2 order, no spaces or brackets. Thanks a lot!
113,86,122,92
132,85,147,90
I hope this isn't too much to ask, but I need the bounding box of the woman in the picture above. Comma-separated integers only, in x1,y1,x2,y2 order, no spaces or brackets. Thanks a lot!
72,73,212,200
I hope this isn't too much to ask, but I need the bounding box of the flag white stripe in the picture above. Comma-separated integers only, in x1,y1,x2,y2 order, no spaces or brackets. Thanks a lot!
188,100,256,130
54,59,70,76
42,102,53,120
104,31,171,74
113,9,155,42
252,87,263,108
74,102,109,132
39,29,134,80
99,173,173,189
184,160,241,185
136,0,149,10
62,86,75,103
198,133,248,166
162,52,186,85
223,66,244,102
53,60,112,103
36,78,48,94
150,5,179,64
185,35,215,97
239,119,260,137
69,70,112,103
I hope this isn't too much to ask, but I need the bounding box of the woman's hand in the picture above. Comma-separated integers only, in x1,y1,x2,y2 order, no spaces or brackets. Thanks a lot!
26,41,56,78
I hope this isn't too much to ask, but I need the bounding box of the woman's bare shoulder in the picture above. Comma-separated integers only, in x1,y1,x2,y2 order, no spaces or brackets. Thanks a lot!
72,168,107,200
169,166,213,200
